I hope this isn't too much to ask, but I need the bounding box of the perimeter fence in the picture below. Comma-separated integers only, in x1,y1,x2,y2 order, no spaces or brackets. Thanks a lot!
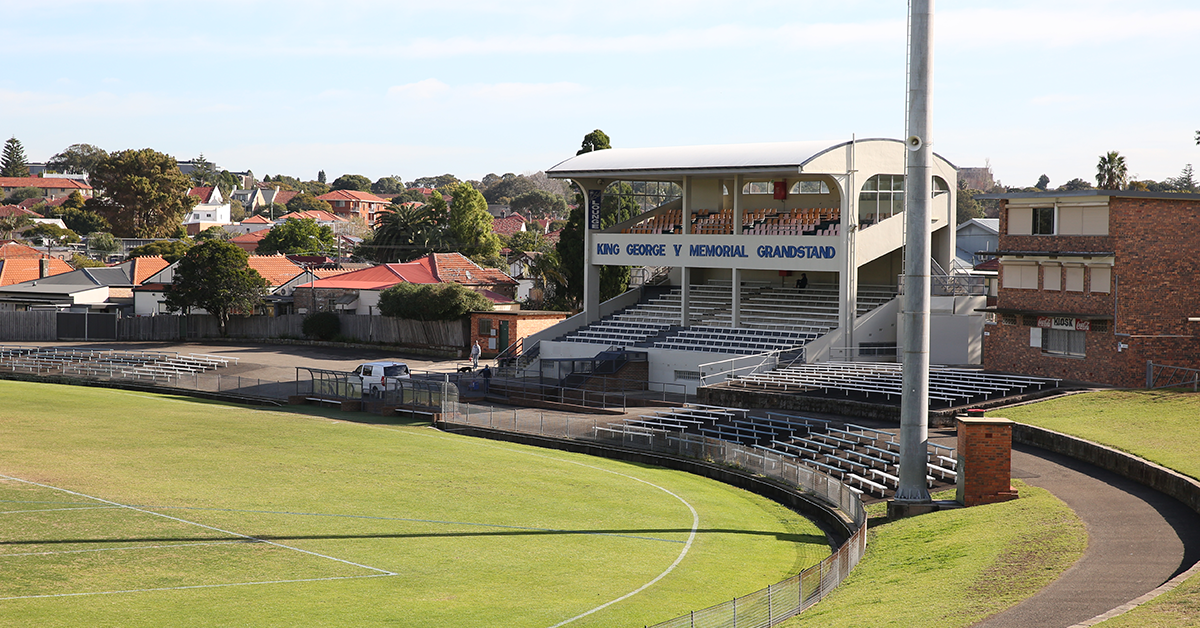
443,403,868,628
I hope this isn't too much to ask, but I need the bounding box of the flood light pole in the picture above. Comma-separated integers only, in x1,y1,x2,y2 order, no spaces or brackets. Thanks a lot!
895,0,935,506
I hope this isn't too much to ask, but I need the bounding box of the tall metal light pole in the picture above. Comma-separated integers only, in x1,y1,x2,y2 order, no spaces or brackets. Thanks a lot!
894,0,935,507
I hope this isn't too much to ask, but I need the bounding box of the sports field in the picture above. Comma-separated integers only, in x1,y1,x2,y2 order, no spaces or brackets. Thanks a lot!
0,380,830,627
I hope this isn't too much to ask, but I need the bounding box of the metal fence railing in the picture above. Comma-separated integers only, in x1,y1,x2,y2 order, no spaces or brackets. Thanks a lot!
1147,361,1200,391
441,403,868,628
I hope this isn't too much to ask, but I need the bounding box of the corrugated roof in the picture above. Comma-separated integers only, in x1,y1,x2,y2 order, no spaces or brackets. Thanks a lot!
546,140,838,177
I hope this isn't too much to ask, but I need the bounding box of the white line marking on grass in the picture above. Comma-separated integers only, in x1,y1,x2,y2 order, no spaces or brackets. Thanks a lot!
3,540,245,558
0,506,120,515
0,573,393,602
0,473,396,577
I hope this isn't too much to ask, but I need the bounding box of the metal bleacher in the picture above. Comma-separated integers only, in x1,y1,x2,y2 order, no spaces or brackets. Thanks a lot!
604,403,957,499
0,345,239,383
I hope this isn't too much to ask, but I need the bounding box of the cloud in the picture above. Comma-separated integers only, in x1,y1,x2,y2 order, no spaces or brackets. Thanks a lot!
386,79,585,104
386,79,452,101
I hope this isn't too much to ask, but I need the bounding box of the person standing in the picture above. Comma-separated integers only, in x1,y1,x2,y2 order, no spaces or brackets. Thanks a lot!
470,341,481,369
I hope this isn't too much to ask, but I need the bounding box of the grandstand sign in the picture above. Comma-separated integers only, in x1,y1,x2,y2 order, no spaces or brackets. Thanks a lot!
590,233,841,272
587,190,603,230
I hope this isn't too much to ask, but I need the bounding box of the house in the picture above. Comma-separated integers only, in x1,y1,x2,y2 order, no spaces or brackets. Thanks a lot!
979,189,1200,387
955,218,999,267
0,241,74,286
275,210,346,226
224,214,275,236
230,229,270,253
491,215,527,238
293,252,519,315
0,256,168,312
0,177,93,200
229,187,269,214
507,250,543,302
133,254,307,315
315,190,389,223
183,187,232,235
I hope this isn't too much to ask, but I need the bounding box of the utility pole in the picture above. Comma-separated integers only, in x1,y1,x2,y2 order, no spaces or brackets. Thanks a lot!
893,0,935,511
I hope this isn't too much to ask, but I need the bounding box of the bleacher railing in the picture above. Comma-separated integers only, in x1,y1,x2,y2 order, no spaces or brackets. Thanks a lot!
442,403,867,628
1147,361,1200,391
698,350,787,387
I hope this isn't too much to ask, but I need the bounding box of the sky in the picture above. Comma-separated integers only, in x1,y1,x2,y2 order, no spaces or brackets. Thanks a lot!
4,0,1198,189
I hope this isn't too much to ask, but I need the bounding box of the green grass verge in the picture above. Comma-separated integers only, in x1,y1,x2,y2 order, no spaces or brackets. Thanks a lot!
994,389,1200,627
0,381,829,627
784,482,1086,627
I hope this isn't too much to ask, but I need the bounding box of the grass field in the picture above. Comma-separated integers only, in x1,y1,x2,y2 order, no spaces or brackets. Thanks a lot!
0,381,830,628
994,389,1200,628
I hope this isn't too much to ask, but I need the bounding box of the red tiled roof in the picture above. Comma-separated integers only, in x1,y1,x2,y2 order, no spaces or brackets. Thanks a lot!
0,205,40,218
316,190,388,203
231,229,270,253
431,252,517,286
129,256,170,285
477,288,515,304
0,240,48,258
0,177,91,190
544,230,562,243
274,190,300,206
975,257,1000,271
0,258,73,286
188,187,218,203
491,215,526,236
277,210,345,223
247,255,304,286
299,261,438,290
241,215,272,224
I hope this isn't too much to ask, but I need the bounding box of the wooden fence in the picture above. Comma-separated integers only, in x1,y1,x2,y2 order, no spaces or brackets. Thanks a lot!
0,312,467,350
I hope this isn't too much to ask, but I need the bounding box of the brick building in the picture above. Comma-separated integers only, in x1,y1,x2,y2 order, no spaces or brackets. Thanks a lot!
979,190,1200,387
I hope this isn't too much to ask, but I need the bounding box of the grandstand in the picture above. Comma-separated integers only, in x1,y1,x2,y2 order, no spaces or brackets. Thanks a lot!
600,402,958,499
0,345,238,383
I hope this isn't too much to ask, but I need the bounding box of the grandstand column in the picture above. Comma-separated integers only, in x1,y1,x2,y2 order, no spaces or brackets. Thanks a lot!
732,268,742,327
680,176,693,326
732,174,744,327
576,178,604,324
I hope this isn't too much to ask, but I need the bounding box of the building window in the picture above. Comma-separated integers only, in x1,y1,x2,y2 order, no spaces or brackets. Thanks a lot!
1002,262,1038,289
478,318,493,335
1090,266,1112,293
1032,207,1055,235
1042,263,1061,291
1001,313,1018,325
789,180,831,195
1042,328,1085,357
858,174,904,226
1065,266,1084,292
674,370,701,381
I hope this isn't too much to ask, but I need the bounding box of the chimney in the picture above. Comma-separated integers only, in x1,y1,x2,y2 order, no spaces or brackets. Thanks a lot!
40,257,51,278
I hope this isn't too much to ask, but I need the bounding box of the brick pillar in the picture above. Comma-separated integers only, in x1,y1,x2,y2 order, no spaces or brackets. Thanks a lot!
956,417,1019,506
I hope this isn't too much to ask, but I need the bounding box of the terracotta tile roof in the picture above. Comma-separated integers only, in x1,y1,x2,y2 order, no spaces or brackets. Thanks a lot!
0,205,40,218
231,229,270,253
247,254,304,286
273,190,300,206
0,241,48,258
316,190,388,203
0,177,91,190
188,187,217,203
545,230,562,244
431,252,517,286
491,215,527,236
128,256,170,285
277,210,345,223
477,288,515,304
241,215,272,224
0,258,73,286
299,261,437,290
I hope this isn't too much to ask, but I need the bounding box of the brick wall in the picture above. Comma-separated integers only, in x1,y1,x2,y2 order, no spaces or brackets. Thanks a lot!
469,311,568,357
986,196,1200,386
956,418,1018,507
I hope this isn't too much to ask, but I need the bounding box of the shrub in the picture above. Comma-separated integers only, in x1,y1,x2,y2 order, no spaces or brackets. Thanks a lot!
378,282,493,320
302,311,342,341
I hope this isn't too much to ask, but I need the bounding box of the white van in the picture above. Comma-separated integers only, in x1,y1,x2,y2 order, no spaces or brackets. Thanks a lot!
352,361,410,397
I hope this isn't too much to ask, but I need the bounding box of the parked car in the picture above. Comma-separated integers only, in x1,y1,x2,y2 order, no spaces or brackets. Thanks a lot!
352,361,410,397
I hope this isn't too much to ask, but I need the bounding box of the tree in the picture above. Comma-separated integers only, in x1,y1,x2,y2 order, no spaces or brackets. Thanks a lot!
377,282,492,320
1,137,30,177
482,174,537,204
1035,174,1050,191
445,182,501,260
577,129,611,155
504,229,548,255
1165,164,1198,193
86,231,121,258
188,154,220,187
6,187,44,203
22,223,79,246
0,214,33,239
391,189,428,204
554,203,585,307
365,203,439,263
509,189,567,219
1059,178,1094,192
1096,151,1128,190
69,253,106,269
89,148,198,238
56,206,111,234
299,180,330,197
165,240,268,336
317,170,327,184
127,239,192,263
286,193,334,215
331,174,372,192
372,176,405,196
408,174,460,190
257,218,336,255
196,225,232,241
956,182,985,224
46,143,108,175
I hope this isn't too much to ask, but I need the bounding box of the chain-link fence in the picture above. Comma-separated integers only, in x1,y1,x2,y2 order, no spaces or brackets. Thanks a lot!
442,403,867,628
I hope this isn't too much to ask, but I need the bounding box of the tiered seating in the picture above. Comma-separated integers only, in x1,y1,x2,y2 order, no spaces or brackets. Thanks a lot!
603,404,957,499
562,320,670,347
727,362,1062,408
0,346,239,383
621,207,841,236
653,327,815,355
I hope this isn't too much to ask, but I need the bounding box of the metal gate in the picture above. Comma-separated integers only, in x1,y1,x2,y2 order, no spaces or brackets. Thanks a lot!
57,312,118,340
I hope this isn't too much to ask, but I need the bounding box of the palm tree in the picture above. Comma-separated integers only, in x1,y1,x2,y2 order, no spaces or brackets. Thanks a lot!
1096,151,1128,190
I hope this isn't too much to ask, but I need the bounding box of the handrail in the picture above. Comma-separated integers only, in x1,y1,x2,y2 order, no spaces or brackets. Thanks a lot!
698,350,783,386
1147,361,1200,391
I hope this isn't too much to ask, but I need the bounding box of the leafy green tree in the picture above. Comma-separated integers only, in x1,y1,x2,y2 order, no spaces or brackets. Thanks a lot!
504,229,548,255
22,223,80,245
286,193,334,214
299,181,331,197
1059,178,1094,192
257,218,336,255
408,174,460,190
527,248,571,310
391,189,428,204
1165,164,1198,193
1035,174,1050,191
365,203,440,263
378,282,492,320
196,225,232,241
302,311,341,341
86,231,121,258
331,174,371,192
554,203,585,307
510,189,567,218
89,148,198,238
445,182,501,261
577,129,611,155
0,214,33,239
6,187,44,203
1,137,30,177
482,174,537,204
317,170,327,184
46,143,108,175
56,206,111,234
69,253,106,269
372,176,405,196
127,239,192,263
165,240,268,336
956,184,985,224
188,154,219,187
1095,151,1128,190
